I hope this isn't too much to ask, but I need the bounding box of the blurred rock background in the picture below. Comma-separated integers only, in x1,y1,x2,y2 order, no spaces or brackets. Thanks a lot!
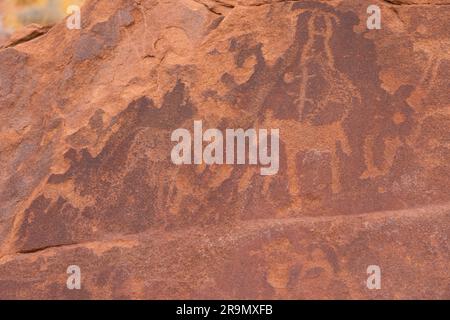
0,0,84,42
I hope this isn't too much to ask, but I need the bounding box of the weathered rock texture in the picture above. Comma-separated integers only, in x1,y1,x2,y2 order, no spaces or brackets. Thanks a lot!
0,0,449,299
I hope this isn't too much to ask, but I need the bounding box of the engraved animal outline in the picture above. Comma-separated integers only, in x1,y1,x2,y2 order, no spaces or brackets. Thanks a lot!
414,39,450,92
280,9,359,200
221,9,361,209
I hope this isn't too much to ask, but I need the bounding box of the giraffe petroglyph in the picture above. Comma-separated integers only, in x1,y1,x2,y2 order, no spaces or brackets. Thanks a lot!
282,9,357,202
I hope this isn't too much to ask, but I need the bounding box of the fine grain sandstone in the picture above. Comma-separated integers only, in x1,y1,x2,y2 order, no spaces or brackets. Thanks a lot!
0,0,449,299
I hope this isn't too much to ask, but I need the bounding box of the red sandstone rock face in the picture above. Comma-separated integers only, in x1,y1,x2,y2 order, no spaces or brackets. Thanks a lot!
0,0,449,299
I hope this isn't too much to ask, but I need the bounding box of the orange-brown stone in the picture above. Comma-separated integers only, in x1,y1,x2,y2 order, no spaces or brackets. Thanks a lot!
0,0,449,299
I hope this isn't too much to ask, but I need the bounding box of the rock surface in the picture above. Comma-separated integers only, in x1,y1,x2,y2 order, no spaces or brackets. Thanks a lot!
0,0,449,299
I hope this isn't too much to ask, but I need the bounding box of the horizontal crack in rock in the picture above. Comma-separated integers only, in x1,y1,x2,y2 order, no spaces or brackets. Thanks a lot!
2,25,52,49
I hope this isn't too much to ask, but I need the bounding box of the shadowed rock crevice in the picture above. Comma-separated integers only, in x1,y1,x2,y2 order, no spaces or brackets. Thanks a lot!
1,24,52,49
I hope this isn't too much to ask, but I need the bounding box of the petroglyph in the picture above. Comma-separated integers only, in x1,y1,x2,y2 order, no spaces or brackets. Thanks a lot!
414,39,450,92
282,7,357,196
0,0,449,299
